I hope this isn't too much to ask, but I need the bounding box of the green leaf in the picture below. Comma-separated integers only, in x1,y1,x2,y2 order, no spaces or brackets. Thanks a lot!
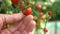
52,1,60,12
52,1,60,19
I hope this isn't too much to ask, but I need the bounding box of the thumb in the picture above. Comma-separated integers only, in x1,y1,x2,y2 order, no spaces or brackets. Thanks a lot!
3,13,24,24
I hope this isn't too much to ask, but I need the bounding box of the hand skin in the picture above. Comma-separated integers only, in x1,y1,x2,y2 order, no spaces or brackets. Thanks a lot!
0,13,36,34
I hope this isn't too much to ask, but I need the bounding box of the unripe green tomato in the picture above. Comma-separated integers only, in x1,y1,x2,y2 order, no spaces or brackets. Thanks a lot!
50,0,55,3
39,20,45,28
44,2,48,6
42,6,47,10
3,0,12,7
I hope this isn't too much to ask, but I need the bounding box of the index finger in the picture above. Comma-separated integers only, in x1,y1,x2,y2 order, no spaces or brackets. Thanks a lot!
0,13,24,24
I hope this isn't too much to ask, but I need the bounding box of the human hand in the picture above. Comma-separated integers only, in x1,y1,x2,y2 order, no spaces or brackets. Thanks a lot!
0,13,36,34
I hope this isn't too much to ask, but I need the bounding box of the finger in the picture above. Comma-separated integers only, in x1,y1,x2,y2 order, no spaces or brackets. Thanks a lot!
28,32,32,34
0,17,3,34
13,31,21,34
24,20,36,32
23,15,33,25
5,15,33,33
18,15,33,32
0,17,3,29
7,27,18,33
4,13,24,24
1,29,11,34
8,22,22,32
21,31,27,34
7,21,23,33
17,24,25,32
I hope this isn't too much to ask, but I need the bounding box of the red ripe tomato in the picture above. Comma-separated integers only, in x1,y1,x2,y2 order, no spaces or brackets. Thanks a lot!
22,7,32,16
44,28,48,33
11,0,18,5
48,11,52,16
39,12,44,17
19,4,24,9
36,5,42,10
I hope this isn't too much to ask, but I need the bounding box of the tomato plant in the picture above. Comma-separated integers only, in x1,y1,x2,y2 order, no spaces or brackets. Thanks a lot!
1,0,54,34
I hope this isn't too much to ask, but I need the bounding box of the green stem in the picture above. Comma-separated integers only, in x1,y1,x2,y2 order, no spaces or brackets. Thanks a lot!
44,20,47,34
